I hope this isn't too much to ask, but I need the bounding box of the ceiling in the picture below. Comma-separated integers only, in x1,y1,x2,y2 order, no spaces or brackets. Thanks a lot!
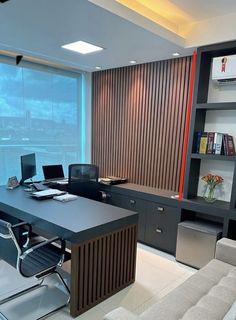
0,0,236,72
170,0,236,20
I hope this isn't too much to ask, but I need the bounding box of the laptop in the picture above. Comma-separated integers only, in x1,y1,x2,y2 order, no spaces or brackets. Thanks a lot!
42,165,68,183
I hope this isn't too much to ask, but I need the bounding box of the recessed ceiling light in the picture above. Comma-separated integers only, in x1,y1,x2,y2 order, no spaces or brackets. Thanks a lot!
95,66,102,70
129,60,137,64
172,52,180,56
62,41,103,54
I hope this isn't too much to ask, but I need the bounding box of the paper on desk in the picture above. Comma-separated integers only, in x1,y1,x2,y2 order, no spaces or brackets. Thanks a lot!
53,193,78,202
55,180,68,185
31,189,64,197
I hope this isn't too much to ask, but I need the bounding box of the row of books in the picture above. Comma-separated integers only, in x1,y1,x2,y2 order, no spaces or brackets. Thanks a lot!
193,132,236,155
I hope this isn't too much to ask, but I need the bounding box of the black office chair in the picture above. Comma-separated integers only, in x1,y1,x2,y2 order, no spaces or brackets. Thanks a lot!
68,164,101,201
0,218,70,319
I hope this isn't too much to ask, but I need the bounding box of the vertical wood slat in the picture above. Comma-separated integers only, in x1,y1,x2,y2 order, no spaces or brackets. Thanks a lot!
70,224,137,317
92,56,192,192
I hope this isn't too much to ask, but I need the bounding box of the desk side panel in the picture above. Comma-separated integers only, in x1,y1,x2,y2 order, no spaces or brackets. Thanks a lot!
70,223,137,317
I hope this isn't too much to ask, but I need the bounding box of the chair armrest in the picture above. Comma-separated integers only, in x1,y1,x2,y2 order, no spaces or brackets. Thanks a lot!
104,307,140,320
11,222,32,232
11,222,32,248
21,236,65,259
215,238,236,266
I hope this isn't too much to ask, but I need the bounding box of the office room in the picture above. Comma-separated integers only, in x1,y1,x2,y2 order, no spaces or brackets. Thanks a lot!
1,0,236,319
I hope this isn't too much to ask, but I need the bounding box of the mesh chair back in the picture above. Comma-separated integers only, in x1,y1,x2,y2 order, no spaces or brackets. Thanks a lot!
69,164,98,182
0,219,20,267
0,219,12,239
68,164,100,200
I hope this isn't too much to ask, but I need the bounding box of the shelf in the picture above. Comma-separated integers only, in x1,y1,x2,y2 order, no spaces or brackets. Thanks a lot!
191,153,236,162
195,102,236,110
182,197,230,217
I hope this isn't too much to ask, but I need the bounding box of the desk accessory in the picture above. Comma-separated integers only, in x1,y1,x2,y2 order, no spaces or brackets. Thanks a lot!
31,189,65,200
6,176,20,189
53,193,78,202
99,176,127,185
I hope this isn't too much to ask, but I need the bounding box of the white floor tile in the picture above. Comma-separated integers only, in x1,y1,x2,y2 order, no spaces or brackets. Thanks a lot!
1,244,196,319
134,272,194,316
0,260,37,301
98,282,154,314
48,306,105,320
136,258,182,294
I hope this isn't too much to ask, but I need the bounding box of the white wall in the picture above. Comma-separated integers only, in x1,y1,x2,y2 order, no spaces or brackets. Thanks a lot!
184,12,236,48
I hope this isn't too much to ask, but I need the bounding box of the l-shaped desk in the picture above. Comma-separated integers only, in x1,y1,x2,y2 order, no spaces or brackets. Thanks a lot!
0,186,138,317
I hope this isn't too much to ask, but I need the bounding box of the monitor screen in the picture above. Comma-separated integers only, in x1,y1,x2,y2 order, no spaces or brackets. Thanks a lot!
21,153,36,183
42,165,64,180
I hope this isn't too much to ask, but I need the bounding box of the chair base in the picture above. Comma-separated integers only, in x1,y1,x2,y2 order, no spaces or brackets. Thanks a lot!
0,273,70,320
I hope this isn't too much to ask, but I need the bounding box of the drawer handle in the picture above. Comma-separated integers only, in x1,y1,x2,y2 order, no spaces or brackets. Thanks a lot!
130,199,136,205
155,228,163,233
157,207,164,212
100,192,111,200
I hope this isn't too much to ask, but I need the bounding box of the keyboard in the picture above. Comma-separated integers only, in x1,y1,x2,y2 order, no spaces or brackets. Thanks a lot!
32,183,48,191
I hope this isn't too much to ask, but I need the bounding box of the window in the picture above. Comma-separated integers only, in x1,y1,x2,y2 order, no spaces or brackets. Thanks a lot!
0,59,83,184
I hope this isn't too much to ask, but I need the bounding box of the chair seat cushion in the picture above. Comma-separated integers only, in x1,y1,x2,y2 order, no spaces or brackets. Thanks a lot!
20,243,62,277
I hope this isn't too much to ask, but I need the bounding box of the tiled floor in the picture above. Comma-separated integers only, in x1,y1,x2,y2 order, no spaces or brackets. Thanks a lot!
49,243,195,320
0,244,195,320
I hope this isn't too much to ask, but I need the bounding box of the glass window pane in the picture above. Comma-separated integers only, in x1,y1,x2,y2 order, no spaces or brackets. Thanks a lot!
0,61,81,184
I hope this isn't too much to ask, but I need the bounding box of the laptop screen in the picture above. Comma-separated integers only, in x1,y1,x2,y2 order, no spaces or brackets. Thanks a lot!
42,165,65,180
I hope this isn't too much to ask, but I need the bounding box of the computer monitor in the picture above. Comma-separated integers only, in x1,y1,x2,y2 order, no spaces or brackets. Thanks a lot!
42,164,65,181
20,153,36,184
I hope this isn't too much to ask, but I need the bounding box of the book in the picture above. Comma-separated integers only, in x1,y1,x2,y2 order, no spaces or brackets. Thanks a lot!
199,132,208,154
206,132,215,154
222,134,228,155
214,132,223,155
226,135,236,156
193,131,202,153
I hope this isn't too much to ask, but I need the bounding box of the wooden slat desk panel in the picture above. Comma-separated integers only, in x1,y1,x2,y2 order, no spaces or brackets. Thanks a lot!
0,186,138,317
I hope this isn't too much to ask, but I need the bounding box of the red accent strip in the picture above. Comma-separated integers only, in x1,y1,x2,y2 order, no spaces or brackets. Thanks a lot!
178,51,197,201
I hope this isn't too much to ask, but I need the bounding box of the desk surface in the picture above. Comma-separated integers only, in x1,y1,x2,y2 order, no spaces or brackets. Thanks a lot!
0,186,137,242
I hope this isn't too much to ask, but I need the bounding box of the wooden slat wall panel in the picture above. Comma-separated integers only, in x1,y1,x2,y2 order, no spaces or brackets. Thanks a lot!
70,224,137,317
92,57,192,191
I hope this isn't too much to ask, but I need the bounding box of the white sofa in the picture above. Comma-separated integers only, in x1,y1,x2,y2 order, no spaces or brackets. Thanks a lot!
104,238,236,320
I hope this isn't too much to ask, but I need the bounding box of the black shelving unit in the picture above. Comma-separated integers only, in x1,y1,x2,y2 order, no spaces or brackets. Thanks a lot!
196,102,236,110
183,40,236,238
191,153,236,161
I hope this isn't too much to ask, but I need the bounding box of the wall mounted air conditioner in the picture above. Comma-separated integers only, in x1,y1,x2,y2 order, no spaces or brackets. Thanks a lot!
212,54,236,84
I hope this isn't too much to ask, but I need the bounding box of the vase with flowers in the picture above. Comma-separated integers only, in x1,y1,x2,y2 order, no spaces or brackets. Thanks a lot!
201,174,224,203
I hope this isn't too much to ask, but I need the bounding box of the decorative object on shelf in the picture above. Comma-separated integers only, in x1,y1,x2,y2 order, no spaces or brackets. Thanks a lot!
201,174,224,203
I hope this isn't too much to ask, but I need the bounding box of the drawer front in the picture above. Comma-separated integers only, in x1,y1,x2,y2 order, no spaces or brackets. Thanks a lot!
145,202,179,254
109,192,147,242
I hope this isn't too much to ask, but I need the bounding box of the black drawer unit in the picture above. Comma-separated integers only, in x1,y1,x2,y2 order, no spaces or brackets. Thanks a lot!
145,202,180,254
99,184,180,253
108,192,147,243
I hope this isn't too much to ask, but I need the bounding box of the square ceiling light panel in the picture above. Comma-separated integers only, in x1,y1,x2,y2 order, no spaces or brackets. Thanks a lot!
62,41,103,54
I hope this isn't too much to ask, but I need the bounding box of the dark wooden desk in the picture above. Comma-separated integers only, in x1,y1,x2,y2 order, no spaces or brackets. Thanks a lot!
0,186,138,317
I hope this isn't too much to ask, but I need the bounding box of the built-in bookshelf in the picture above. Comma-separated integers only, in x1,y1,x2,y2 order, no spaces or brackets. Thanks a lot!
184,40,236,218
